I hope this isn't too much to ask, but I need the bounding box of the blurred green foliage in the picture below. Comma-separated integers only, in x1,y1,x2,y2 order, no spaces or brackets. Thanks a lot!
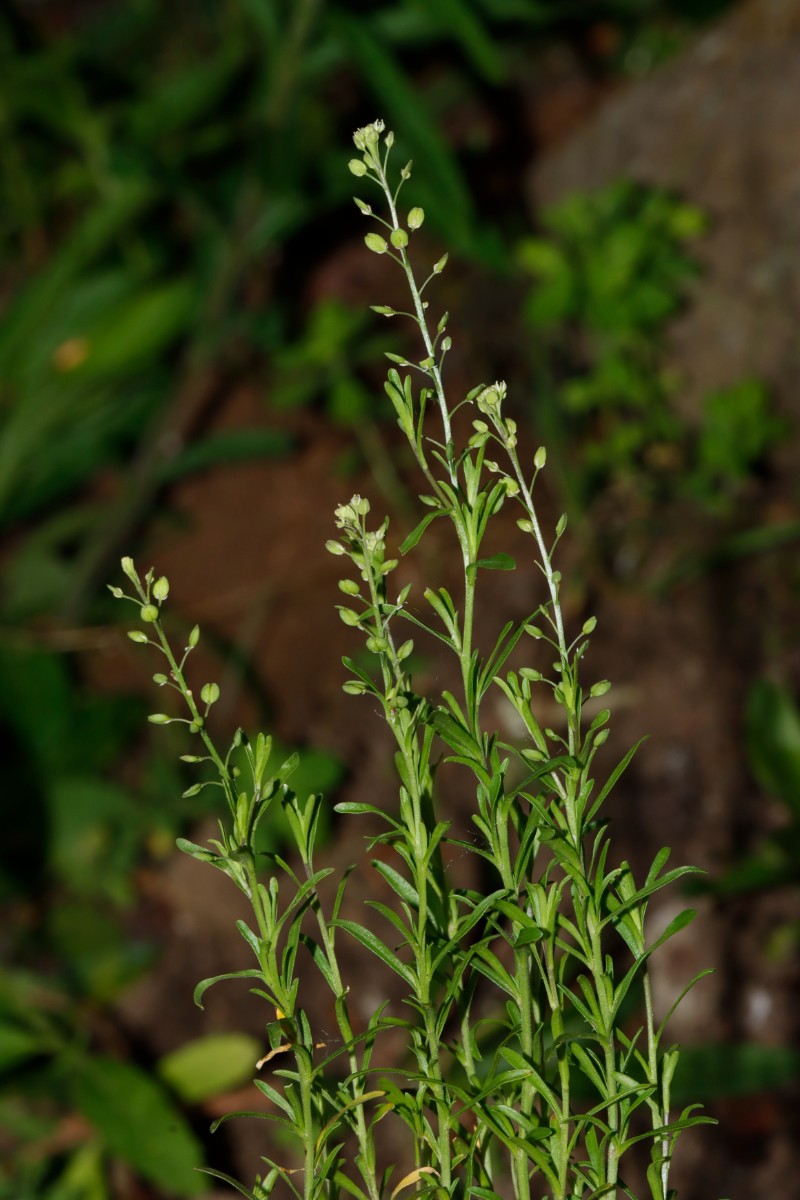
707,680,800,928
0,2,523,1192
519,181,786,522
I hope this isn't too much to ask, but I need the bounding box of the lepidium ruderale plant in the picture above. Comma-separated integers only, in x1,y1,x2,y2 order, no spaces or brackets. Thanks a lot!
111,120,714,1200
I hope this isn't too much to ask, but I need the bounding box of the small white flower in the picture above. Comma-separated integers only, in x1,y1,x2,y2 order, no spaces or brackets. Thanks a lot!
475,381,507,417
334,495,371,528
352,119,385,152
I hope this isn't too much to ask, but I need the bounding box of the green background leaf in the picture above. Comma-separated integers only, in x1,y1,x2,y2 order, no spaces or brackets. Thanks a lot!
71,1055,208,1194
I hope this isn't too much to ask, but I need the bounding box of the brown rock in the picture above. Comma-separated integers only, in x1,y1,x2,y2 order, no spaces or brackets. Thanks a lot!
529,0,800,422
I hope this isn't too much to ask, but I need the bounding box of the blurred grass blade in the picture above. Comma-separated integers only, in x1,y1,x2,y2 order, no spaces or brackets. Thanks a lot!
671,1043,800,1104
746,679,800,815
159,428,295,482
410,0,506,82
336,16,475,252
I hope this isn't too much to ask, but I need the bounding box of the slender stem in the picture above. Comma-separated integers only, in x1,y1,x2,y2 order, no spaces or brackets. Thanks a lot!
312,904,380,1200
644,971,671,1196
506,443,574,755
377,175,455,474
153,623,233,792
298,1049,317,1200
587,917,619,1194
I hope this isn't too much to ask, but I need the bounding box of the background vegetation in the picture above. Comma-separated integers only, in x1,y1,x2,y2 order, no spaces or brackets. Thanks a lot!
3,2,797,1198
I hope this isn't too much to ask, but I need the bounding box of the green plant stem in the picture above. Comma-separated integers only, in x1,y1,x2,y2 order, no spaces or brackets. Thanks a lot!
379,181,455,479
152,626,232,789
113,119,712,1200
588,919,620,1194
512,946,535,1200
310,883,381,1200
644,971,670,1196
505,443,573,758
295,1045,316,1200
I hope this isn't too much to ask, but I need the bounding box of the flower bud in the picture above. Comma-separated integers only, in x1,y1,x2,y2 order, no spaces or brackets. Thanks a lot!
590,680,612,698
121,556,138,582
152,576,169,602
352,119,385,151
476,381,506,417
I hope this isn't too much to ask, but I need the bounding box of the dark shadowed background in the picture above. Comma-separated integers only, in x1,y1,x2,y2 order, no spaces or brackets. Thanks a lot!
2,1,799,1197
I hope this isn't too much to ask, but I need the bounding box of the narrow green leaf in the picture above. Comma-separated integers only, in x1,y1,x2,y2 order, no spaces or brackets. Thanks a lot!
334,919,415,986
649,907,697,952
473,945,517,998
472,552,516,572
196,1167,260,1199
372,859,420,909
253,1078,297,1119
399,510,443,554
299,934,336,991
193,969,265,1010
585,738,647,825
366,900,415,944
432,709,483,760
